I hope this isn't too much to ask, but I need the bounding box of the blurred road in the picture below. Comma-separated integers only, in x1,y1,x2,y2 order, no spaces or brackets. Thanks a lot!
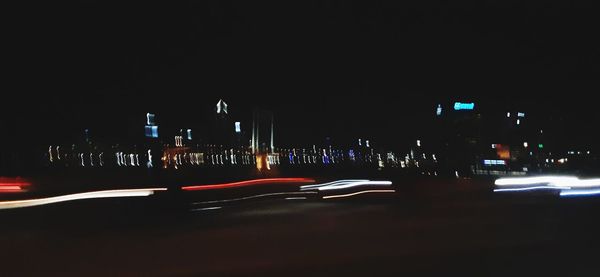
1,177,600,276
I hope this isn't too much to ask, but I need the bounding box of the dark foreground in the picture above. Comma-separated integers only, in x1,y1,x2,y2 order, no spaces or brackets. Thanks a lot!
2,177,600,276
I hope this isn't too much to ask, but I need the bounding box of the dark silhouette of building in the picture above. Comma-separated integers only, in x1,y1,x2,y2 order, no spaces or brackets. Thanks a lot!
213,99,233,147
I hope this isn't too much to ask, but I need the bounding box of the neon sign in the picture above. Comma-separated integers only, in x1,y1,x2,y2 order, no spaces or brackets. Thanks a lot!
454,102,475,110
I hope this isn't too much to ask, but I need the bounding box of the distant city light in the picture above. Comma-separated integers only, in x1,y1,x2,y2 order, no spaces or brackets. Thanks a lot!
538,144,544,149
147,150,153,168
235,122,241,133
523,142,528,148
454,102,475,110
175,136,183,147
366,140,370,148
517,112,525,118
358,139,362,146
216,99,228,114
516,119,520,125
145,126,158,138
491,144,497,149
417,140,421,147
436,104,442,116
146,113,155,125
506,112,511,118
484,159,506,166
187,129,192,140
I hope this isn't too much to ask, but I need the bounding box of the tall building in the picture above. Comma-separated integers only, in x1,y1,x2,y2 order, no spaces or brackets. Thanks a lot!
430,101,483,176
251,109,274,154
216,99,228,118
213,99,232,146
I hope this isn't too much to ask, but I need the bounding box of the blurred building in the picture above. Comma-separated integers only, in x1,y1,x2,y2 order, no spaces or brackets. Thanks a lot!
251,109,274,154
430,101,483,176
213,99,233,147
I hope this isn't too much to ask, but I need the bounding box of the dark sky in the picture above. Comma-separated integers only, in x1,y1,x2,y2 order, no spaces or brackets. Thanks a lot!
6,0,599,148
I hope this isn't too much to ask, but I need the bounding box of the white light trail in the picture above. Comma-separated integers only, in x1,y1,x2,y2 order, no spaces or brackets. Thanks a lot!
560,189,600,197
191,192,317,205
285,197,307,200
300,180,369,191
191,206,222,212
323,190,396,199
494,176,578,186
494,176,600,197
556,179,600,188
318,181,393,191
494,186,570,192
0,188,167,210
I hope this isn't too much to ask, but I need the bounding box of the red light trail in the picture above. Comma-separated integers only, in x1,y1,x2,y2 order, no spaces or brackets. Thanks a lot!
181,178,315,191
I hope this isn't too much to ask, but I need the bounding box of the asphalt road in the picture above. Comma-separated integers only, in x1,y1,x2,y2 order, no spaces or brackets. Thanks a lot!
2,177,600,276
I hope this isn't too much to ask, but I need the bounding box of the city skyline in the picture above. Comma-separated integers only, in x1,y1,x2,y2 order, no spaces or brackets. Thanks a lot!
5,1,599,151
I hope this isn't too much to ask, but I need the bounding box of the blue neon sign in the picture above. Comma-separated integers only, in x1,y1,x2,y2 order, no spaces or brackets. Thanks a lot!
454,102,475,110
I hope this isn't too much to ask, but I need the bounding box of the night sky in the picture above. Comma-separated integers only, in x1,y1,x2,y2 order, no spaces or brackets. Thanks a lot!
6,0,599,149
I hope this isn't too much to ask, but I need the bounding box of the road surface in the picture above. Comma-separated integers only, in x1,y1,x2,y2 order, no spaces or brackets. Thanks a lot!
1,177,600,276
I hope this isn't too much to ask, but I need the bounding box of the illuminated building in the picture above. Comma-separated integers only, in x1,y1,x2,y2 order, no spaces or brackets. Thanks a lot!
145,113,159,138
213,99,233,147
216,99,228,115
251,109,274,154
430,100,483,176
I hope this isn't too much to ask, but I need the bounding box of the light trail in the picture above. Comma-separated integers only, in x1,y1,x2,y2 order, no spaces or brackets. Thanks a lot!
495,176,578,186
560,189,600,197
322,189,396,199
318,181,393,191
0,188,167,210
553,178,600,188
0,177,31,193
493,186,570,192
191,206,223,211
0,186,24,193
494,176,600,197
192,191,317,205
300,180,369,190
182,178,315,191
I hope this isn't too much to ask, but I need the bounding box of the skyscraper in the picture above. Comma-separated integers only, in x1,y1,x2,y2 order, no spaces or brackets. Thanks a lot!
213,99,232,146
251,109,274,154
